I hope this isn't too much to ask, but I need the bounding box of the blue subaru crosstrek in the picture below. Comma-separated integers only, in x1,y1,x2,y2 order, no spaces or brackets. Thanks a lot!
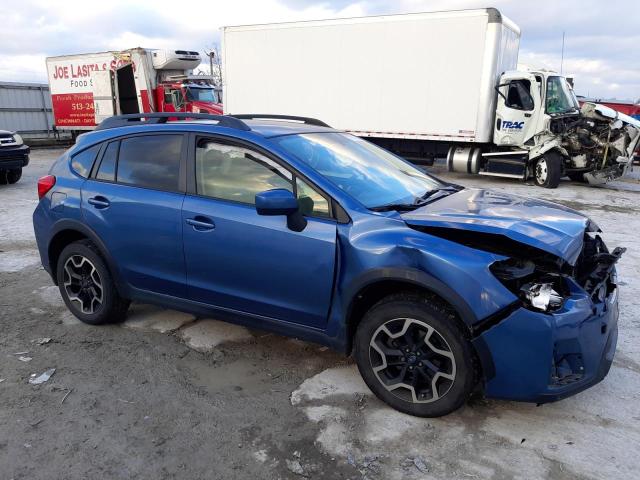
33,113,624,417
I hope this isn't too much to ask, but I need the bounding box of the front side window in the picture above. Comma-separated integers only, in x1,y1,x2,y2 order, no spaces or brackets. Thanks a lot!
546,76,580,114
195,139,330,217
116,135,182,192
505,80,534,111
71,144,100,178
275,133,442,209
196,139,292,204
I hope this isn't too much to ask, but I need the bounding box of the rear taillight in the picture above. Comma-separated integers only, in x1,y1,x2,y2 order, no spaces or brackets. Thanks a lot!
37,175,56,199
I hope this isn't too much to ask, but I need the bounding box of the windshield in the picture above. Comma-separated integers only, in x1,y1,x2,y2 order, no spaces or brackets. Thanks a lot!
186,87,222,103
546,76,580,114
275,133,442,208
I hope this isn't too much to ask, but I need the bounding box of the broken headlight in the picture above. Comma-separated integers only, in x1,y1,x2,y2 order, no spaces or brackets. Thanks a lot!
491,258,567,312
520,282,563,312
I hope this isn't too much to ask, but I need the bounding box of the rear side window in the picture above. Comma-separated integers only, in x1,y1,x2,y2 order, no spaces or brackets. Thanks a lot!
70,145,100,178
96,141,118,181
116,135,183,192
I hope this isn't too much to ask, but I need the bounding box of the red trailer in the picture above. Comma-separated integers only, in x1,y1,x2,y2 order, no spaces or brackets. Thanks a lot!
46,49,223,132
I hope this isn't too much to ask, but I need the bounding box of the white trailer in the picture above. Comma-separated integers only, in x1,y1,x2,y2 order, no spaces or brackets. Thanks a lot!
222,9,640,188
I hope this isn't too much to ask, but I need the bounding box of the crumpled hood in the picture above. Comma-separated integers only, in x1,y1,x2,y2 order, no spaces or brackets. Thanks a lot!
401,188,593,265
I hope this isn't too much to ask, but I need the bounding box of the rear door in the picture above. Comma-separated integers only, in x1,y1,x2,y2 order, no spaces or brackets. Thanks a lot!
81,133,187,296
181,136,337,328
91,69,116,124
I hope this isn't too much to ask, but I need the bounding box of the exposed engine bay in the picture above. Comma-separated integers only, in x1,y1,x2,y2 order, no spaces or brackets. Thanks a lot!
414,224,625,313
552,102,640,184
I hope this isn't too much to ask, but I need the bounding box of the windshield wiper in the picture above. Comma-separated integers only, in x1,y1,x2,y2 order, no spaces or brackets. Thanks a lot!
413,185,460,205
369,202,421,212
370,185,461,212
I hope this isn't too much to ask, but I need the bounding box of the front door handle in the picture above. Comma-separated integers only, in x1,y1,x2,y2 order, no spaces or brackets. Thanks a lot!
186,216,215,231
88,196,110,209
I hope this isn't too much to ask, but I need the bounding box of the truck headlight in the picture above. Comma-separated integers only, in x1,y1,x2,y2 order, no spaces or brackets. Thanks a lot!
520,282,563,312
12,134,23,145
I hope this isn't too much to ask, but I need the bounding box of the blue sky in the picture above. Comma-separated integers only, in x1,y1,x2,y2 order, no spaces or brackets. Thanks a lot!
1,0,638,101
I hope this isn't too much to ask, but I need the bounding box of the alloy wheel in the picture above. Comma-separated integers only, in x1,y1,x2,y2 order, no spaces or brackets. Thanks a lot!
62,255,104,314
369,318,456,404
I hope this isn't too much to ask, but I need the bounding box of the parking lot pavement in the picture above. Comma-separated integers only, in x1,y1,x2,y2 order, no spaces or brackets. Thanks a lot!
1,148,639,480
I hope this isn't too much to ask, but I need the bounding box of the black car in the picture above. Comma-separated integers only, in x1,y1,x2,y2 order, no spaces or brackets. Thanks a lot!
0,130,29,184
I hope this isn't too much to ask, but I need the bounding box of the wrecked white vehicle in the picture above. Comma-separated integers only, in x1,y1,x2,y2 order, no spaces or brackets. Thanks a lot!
552,101,640,185
490,72,640,188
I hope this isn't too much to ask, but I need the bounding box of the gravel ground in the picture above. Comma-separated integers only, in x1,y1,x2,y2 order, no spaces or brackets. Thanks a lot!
1,148,639,480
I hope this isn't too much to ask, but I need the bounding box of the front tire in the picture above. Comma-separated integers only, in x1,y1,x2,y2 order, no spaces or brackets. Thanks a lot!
533,152,562,188
6,168,22,184
56,240,130,325
353,294,475,417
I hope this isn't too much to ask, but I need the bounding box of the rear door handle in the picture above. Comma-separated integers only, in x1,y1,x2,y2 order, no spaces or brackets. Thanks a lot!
186,216,215,231
88,196,110,209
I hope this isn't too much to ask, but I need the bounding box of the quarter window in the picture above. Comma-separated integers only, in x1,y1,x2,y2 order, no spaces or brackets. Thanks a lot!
195,139,292,204
116,135,182,191
70,144,100,178
96,141,118,181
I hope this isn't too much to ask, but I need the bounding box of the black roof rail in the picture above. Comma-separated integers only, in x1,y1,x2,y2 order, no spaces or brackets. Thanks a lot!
95,113,251,131
230,114,331,128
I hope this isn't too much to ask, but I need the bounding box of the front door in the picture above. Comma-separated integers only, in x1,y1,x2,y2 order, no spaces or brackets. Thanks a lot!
494,72,541,147
81,133,187,296
182,137,337,328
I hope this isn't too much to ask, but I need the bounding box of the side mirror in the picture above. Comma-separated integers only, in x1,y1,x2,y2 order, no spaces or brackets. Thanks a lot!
255,189,307,232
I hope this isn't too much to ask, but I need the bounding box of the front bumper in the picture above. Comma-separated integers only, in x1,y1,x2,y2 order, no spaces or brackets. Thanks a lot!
474,282,618,403
0,144,30,169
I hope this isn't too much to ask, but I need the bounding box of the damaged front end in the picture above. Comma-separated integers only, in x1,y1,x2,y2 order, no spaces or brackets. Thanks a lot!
555,102,640,184
489,232,625,312
480,230,624,401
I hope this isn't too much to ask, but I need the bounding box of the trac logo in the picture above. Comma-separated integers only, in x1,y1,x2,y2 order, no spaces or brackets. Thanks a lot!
503,121,525,130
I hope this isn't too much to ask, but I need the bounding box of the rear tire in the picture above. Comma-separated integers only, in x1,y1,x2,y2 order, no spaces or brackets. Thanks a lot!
56,240,130,325
533,152,562,188
353,293,475,417
0,171,7,185
6,168,22,184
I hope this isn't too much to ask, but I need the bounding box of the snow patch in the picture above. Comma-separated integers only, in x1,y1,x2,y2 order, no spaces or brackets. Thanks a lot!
290,365,369,405
59,310,82,325
35,285,64,307
124,304,195,333
252,449,268,463
0,249,40,272
178,319,252,352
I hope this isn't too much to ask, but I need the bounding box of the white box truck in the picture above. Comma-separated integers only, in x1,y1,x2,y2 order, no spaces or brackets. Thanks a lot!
222,8,640,187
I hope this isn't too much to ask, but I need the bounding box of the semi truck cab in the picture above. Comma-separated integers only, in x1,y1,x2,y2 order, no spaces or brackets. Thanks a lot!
451,69,640,188
158,81,223,115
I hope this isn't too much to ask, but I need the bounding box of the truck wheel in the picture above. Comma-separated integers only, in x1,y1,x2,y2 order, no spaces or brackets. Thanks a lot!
533,152,562,188
56,240,130,325
353,293,475,417
6,168,22,184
